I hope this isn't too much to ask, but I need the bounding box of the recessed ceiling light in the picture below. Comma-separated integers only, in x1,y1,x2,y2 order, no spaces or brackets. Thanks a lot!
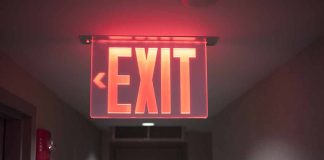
142,122,155,126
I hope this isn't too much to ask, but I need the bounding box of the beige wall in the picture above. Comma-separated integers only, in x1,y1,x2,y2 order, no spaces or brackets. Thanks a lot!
212,38,324,160
0,53,101,160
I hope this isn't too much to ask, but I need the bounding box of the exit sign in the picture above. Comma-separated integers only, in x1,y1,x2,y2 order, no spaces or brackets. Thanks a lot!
82,35,216,119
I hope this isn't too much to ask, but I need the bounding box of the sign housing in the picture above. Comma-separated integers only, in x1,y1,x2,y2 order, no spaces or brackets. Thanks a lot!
85,35,213,119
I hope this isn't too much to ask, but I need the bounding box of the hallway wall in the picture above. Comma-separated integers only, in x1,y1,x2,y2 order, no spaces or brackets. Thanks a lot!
212,38,324,160
187,131,212,160
0,53,101,160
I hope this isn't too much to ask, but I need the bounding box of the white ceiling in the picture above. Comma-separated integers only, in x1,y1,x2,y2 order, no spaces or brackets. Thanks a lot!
1,0,323,131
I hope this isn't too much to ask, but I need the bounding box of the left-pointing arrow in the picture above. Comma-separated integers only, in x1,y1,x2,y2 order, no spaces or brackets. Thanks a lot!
93,72,106,89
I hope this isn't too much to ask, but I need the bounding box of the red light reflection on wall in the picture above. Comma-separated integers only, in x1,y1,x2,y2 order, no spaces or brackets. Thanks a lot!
90,36,208,119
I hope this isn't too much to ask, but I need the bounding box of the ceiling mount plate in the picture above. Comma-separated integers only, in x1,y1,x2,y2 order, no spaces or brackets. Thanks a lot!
79,35,218,46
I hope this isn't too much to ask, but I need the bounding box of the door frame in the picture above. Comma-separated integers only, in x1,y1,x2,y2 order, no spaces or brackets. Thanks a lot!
0,88,36,160
110,141,188,160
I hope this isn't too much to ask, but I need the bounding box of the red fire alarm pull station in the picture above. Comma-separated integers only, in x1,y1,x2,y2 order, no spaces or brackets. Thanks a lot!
36,129,51,160
80,35,217,119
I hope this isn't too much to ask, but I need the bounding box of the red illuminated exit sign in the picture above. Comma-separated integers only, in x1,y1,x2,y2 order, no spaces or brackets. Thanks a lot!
80,35,217,119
